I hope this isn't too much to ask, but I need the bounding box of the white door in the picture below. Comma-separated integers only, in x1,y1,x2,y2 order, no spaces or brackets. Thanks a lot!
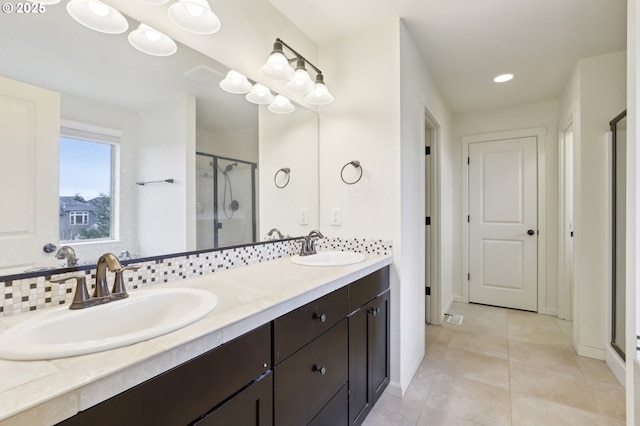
0,76,60,273
468,137,538,311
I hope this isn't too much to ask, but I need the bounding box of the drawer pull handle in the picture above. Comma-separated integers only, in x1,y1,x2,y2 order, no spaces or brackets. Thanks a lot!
313,312,327,323
313,365,327,376
369,308,380,317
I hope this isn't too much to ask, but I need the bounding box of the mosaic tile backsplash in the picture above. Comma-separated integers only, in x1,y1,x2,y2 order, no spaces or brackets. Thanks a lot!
0,237,392,317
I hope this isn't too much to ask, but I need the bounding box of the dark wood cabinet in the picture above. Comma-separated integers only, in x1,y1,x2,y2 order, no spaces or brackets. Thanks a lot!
57,324,271,426
348,268,391,426
194,371,273,426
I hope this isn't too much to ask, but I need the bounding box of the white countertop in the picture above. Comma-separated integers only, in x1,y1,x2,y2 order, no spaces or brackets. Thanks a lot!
0,254,392,426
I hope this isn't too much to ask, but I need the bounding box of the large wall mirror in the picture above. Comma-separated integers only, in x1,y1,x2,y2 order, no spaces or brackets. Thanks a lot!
0,3,318,276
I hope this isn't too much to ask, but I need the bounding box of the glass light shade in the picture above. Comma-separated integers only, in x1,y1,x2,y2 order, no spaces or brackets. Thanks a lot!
219,70,252,94
246,84,275,105
305,81,334,105
285,62,315,94
260,51,295,80
268,95,295,114
67,0,128,34
128,24,177,56
168,0,221,35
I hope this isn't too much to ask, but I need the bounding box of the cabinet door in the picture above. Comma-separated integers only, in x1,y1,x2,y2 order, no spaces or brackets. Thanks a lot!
194,371,273,426
274,319,348,426
348,290,390,426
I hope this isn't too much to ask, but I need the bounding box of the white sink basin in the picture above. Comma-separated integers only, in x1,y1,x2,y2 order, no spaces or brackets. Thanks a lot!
290,251,366,267
0,288,218,360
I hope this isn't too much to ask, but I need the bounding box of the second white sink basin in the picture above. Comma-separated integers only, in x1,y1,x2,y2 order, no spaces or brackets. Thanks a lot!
0,287,218,360
290,251,366,267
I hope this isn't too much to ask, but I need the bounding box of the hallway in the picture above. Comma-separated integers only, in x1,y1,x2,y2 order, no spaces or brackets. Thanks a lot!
363,303,625,425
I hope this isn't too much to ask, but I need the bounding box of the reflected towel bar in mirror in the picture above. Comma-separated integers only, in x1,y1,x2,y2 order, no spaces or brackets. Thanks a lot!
136,179,175,186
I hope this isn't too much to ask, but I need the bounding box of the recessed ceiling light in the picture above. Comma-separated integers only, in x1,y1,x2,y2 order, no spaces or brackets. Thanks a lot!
494,73,514,83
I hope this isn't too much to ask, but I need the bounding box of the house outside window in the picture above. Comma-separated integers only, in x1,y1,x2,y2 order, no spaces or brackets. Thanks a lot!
59,121,119,242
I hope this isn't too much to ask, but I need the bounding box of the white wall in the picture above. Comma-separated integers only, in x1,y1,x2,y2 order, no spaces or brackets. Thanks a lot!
60,93,140,262
453,100,561,314
136,96,196,256
560,51,626,359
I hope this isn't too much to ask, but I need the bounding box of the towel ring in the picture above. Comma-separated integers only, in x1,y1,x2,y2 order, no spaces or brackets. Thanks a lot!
340,161,362,185
274,167,291,188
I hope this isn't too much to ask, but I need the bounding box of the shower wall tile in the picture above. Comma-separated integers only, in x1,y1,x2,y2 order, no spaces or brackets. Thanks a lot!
0,237,392,317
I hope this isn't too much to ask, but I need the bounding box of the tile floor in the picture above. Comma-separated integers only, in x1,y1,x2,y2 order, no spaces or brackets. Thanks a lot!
362,302,626,426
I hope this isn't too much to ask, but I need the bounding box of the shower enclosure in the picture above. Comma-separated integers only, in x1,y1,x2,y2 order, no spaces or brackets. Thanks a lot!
196,152,257,249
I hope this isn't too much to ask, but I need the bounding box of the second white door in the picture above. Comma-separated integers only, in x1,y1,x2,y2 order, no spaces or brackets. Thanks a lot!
468,137,538,311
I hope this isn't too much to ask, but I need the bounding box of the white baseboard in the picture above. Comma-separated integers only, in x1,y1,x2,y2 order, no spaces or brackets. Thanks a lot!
604,345,626,387
576,344,605,360
537,307,558,316
386,381,403,398
453,295,463,303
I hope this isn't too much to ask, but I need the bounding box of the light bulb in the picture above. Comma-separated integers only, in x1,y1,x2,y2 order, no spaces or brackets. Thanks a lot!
145,29,162,42
88,0,109,16
186,3,204,17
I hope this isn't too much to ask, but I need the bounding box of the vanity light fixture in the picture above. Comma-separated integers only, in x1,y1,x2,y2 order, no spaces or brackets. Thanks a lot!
219,70,253,94
168,0,221,35
493,73,514,83
268,94,295,114
67,0,129,34
260,41,296,80
305,74,334,105
246,83,275,105
261,38,334,105
128,23,177,56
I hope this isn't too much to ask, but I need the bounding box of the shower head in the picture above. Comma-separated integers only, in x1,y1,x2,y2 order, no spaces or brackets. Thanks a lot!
223,162,238,174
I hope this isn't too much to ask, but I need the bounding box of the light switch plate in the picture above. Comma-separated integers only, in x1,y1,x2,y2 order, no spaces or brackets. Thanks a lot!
299,208,309,225
331,208,341,226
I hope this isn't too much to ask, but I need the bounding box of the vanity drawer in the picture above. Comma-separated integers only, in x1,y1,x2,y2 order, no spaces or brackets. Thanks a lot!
274,319,348,426
274,286,347,363
348,266,390,313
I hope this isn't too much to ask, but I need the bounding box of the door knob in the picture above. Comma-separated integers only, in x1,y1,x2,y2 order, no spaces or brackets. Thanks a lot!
527,229,535,236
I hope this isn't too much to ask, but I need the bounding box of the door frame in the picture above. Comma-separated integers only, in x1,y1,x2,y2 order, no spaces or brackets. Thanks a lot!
558,112,577,320
461,127,549,314
424,107,442,324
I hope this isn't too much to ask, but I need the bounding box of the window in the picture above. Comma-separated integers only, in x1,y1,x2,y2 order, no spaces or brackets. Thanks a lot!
59,122,119,242
69,211,89,226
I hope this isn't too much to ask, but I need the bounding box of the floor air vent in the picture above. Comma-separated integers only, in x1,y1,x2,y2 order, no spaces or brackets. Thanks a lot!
445,314,464,325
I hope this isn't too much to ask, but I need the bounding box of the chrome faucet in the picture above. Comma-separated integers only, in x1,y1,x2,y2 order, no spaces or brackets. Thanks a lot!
267,228,285,239
55,246,78,267
299,230,324,256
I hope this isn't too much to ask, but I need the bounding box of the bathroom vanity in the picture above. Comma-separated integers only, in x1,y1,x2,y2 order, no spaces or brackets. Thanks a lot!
0,254,391,426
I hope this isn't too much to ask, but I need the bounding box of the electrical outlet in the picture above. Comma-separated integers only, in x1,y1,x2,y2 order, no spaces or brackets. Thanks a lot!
299,208,309,225
331,208,341,226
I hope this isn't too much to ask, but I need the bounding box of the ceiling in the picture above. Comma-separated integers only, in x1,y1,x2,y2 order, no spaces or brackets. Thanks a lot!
269,0,628,114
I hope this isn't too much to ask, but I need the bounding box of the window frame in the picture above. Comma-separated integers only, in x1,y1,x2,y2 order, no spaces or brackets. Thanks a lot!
59,119,121,243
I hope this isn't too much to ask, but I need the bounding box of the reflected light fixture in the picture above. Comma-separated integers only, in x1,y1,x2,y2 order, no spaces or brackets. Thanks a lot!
168,0,221,35
219,70,253,94
261,38,334,105
246,83,275,105
128,24,177,56
67,0,128,34
268,95,295,114
260,41,295,80
305,74,334,105
493,73,514,83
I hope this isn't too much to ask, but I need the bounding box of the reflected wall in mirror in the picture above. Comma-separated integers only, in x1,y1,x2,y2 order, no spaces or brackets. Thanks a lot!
0,3,318,277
